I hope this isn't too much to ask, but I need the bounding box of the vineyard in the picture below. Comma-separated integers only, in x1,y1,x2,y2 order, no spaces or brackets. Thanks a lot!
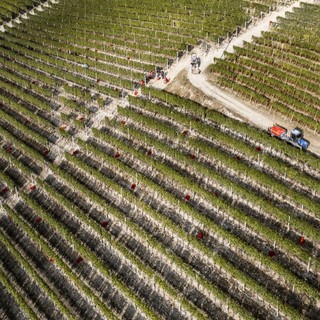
210,2,320,134
0,0,319,319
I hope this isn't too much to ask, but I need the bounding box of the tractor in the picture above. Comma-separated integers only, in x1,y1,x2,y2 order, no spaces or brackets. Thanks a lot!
191,53,201,74
268,125,310,150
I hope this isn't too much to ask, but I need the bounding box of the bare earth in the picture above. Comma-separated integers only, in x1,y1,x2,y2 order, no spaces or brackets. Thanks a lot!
149,0,320,156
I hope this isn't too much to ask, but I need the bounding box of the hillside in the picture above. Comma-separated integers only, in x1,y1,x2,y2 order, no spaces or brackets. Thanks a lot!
0,1,319,319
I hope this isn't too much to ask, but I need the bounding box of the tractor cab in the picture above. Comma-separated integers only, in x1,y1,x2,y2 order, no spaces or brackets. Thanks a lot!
191,53,201,74
290,128,303,141
290,127,310,150
191,53,197,66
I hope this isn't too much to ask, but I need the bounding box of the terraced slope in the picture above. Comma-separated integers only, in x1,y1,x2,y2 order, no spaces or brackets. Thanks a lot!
0,0,319,319
211,2,320,133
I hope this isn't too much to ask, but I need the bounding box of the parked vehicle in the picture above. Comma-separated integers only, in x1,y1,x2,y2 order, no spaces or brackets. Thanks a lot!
268,125,310,150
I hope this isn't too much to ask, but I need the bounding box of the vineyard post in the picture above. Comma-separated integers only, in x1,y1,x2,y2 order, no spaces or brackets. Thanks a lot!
307,257,311,272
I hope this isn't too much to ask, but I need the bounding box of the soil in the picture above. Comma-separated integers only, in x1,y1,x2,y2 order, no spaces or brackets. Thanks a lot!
166,69,248,123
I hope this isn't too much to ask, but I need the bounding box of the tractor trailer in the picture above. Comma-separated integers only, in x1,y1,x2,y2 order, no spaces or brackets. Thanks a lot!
268,125,310,150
